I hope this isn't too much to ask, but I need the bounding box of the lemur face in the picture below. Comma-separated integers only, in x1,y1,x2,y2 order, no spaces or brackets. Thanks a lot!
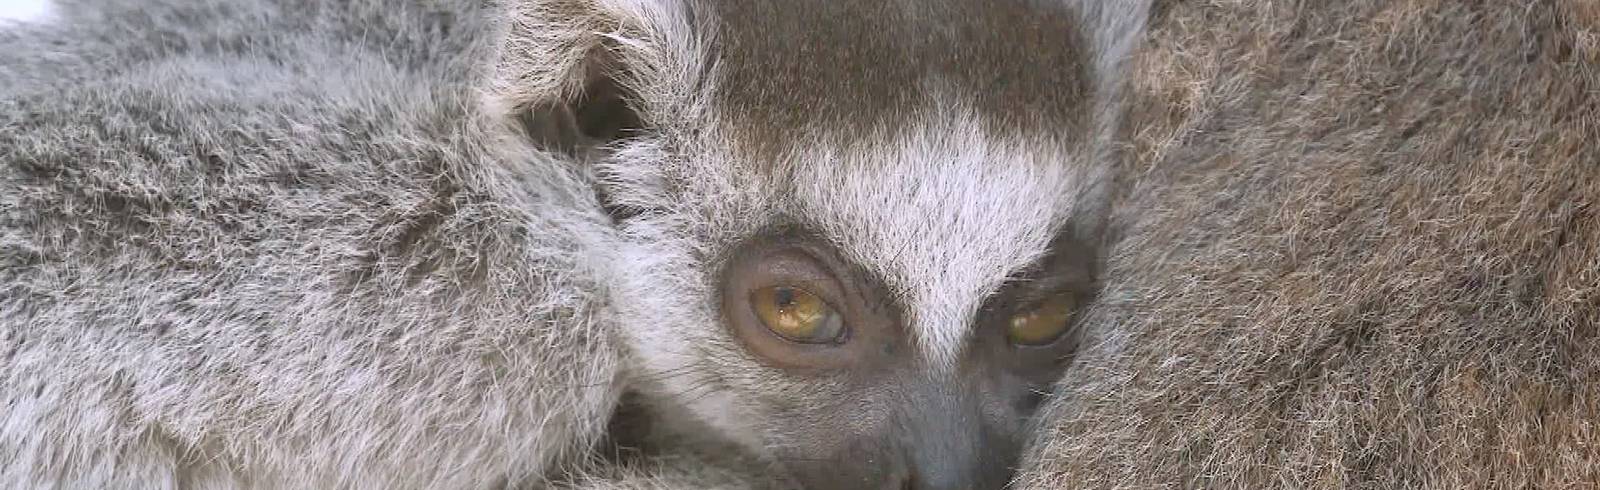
511,0,1118,487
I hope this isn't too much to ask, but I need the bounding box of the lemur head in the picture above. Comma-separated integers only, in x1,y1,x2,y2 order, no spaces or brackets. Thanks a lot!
495,0,1144,487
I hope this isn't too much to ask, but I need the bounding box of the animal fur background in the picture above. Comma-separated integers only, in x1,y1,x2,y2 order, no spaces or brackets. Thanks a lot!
4,0,1598,488
1,2,629,487
1018,0,1600,488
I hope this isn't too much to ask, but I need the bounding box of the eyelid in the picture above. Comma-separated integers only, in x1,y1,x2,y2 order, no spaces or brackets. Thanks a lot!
761,254,832,281
755,249,852,299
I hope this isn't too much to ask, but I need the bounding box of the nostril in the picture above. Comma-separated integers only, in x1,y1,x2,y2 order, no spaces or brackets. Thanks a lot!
1018,390,1048,412
879,466,915,490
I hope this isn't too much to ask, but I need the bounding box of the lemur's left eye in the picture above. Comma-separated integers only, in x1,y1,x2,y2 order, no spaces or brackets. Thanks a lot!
750,285,845,344
722,238,898,370
1006,295,1076,346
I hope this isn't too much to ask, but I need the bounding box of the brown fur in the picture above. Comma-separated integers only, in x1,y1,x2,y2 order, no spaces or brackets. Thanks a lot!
1017,0,1600,488
705,0,1091,145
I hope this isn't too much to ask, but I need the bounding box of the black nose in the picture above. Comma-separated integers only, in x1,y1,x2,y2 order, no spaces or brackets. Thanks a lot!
876,465,983,490
897,465,983,490
784,412,1019,490
876,452,1015,490
893,388,1020,490
889,442,1015,490
780,381,1027,490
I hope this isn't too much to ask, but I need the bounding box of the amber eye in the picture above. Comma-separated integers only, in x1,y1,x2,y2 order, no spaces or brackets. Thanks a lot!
750,285,846,344
1007,295,1076,346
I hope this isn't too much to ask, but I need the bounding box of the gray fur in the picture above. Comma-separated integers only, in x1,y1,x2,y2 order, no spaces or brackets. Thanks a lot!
3,1,623,488
1017,0,1600,487
2,0,1151,488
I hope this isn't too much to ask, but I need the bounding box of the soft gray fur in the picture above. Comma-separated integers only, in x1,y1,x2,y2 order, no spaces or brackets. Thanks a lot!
3,1,624,488
2,0,1150,488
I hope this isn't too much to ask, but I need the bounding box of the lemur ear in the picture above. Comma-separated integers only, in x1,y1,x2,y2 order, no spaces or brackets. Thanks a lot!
487,0,652,158
514,49,642,157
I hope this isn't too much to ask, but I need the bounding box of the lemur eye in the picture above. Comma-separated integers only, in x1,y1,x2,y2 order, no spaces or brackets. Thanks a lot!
750,285,845,344
1006,295,1076,346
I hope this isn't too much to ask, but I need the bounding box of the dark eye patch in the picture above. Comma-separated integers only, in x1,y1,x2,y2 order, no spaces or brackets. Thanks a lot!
988,231,1098,311
717,225,908,372
971,229,1098,386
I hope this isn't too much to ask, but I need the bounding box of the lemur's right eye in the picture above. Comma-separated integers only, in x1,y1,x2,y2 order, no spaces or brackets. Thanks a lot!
750,286,845,344
721,237,903,371
1006,294,1076,346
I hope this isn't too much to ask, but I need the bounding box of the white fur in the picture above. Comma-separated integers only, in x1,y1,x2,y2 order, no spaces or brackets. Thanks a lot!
789,113,1086,369
0,0,51,25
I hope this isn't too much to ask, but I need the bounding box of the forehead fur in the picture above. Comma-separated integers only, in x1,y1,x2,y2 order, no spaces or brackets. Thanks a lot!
592,0,1122,456
784,113,1084,368
697,0,1091,149
584,0,1104,369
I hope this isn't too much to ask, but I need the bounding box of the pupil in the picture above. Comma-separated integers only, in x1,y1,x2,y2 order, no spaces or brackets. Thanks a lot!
773,287,795,307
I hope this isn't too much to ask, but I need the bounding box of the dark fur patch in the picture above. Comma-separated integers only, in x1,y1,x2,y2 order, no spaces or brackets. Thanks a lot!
698,0,1091,155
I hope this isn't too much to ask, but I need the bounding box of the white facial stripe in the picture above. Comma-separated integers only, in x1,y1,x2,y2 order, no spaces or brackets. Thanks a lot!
790,113,1084,370
0,0,53,25
608,228,771,453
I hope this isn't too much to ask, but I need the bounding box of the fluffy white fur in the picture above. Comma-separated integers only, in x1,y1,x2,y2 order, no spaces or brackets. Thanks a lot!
787,115,1087,368
0,0,52,26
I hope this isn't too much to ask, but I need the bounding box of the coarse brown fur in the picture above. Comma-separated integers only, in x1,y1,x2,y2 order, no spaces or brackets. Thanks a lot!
1016,0,1600,487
